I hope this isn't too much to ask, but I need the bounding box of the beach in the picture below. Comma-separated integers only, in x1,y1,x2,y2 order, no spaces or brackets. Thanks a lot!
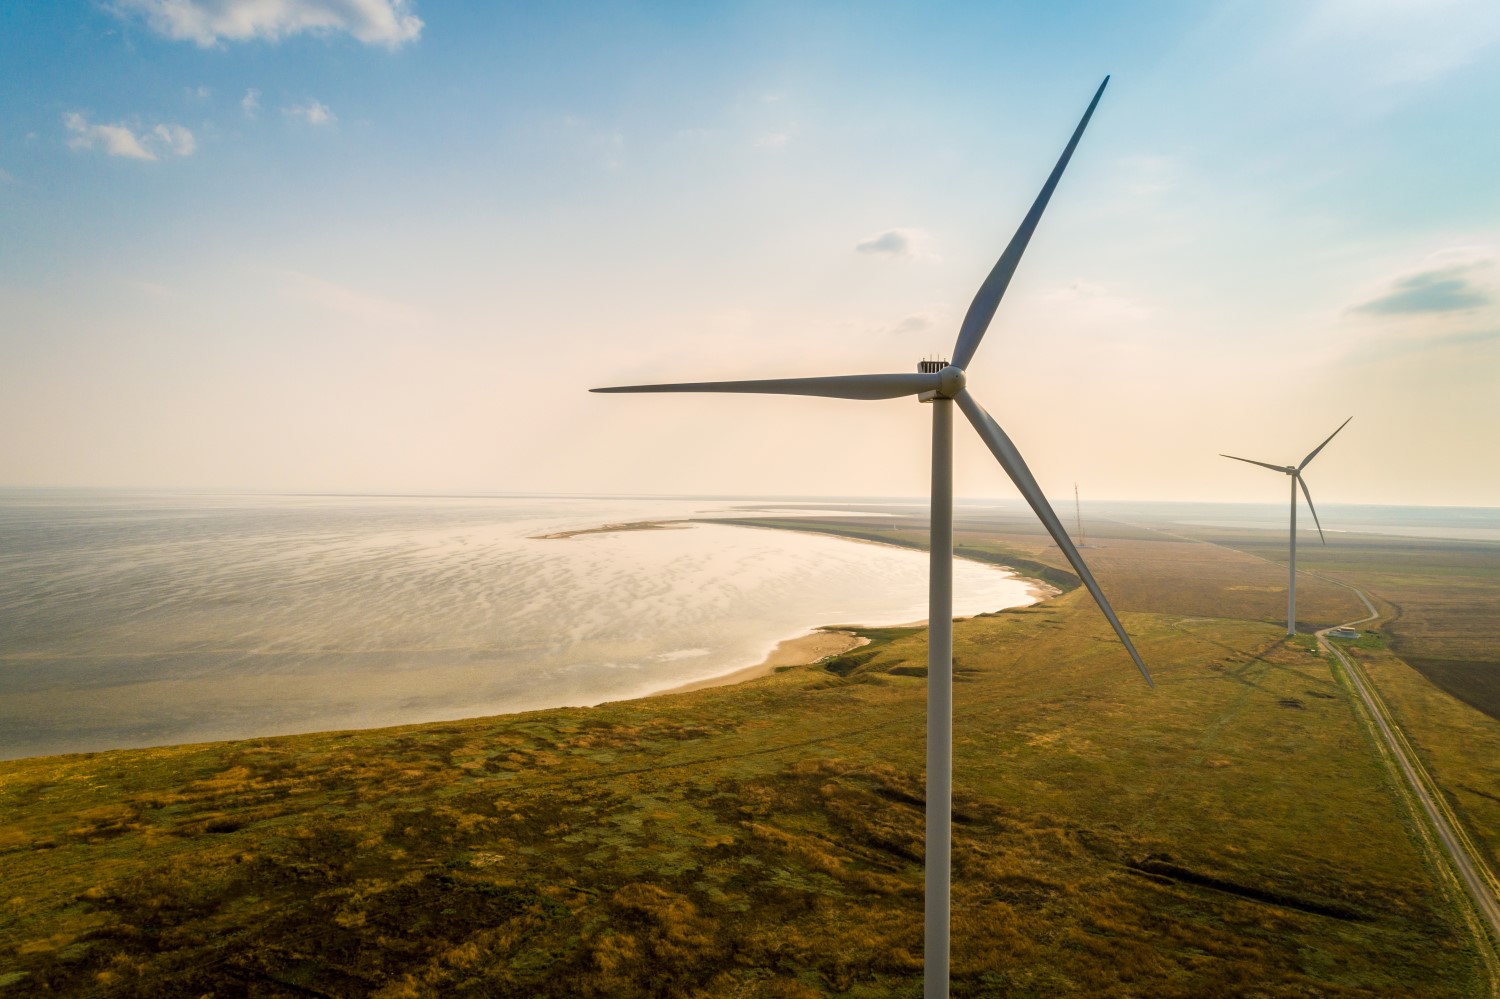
652,628,870,695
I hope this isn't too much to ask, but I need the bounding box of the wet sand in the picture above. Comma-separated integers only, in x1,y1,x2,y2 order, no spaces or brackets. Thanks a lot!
653,629,870,696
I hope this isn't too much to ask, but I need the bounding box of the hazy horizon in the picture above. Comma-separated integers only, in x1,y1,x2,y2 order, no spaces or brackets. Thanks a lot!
4,486,1497,512
3,2,1498,505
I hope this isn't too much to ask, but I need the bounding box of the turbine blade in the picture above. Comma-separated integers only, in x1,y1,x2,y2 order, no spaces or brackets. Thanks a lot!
955,389,1152,686
1296,474,1327,544
950,77,1109,371
1221,454,1289,474
590,372,942,401
1298,416,1352,471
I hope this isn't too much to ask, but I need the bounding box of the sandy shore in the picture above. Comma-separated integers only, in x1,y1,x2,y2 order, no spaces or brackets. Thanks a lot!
652,629,870,696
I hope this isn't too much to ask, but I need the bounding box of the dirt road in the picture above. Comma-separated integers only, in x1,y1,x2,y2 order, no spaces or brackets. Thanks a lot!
1317,586,1500,990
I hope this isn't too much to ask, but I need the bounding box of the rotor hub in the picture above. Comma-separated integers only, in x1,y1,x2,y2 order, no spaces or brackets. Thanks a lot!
917,361,965,401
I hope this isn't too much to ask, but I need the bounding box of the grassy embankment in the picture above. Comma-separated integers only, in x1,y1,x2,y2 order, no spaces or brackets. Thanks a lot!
0,513,1492,996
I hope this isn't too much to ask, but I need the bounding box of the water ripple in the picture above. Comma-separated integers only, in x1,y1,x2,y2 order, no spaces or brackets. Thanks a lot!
0,493,1038,758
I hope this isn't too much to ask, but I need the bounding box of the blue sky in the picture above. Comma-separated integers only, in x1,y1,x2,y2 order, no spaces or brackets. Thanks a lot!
2,1,1498,505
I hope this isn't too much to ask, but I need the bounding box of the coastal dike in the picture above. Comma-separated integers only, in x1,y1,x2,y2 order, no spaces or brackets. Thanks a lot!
2,512,1497,997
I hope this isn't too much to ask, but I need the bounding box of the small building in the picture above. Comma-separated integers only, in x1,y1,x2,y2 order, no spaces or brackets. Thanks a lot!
1328,627,1361,640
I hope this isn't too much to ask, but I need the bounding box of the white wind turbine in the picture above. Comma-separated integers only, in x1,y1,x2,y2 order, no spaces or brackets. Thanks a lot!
593,78,1151,998
1222,417,1352,637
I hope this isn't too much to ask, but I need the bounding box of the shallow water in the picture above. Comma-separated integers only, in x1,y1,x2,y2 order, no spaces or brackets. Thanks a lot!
0,492,1038,759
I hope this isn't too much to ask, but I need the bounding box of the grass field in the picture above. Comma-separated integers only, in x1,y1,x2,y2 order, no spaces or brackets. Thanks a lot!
1129,514,1500,900
1153,522,1500,722
0,512,1494,996
1338,632,1500,887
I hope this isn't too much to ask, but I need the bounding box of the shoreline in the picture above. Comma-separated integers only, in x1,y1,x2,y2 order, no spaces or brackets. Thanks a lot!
4,511,1055,760
651,629,871,696
696,517,1060,605
640,517,1057,697
548,515,1059,607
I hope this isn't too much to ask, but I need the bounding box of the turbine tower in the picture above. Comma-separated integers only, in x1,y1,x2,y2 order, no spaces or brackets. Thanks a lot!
1222,417,1352,636
593,78,1151,999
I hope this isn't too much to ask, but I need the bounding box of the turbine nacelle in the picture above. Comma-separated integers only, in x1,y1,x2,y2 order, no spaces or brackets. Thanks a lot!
918,364,966,402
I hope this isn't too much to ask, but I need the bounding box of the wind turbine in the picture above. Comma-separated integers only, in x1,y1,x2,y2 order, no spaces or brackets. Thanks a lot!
593,77,1151,998
1221,417,1352,636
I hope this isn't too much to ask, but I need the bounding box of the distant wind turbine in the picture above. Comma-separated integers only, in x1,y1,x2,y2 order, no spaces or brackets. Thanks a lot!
593,77,1151,999
1222,417,1352,636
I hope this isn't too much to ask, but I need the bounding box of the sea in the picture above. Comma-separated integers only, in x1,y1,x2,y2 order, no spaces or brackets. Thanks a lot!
0,491,1040,761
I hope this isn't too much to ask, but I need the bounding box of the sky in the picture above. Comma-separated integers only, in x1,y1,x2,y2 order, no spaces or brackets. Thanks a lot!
2,1,1498,507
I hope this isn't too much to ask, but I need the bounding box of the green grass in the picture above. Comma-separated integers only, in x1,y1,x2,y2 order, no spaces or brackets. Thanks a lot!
1161,523,1500,720
1349,640,1500,884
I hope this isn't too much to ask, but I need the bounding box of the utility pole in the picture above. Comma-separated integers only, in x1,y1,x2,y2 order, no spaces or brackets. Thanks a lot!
1074,482,1086,548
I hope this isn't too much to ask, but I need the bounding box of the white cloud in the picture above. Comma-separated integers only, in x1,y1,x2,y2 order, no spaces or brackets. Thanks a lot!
857,230,908,256
241,88,261,117
64,112,152,159
755,132,791,148
1346,246,1499,320
854,228,933,260
889,314,933,336
284,99,336,125
880,309,951,342
111,0,423,48
1327,245,1500,368
63,112,196,161
153,123,197,156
